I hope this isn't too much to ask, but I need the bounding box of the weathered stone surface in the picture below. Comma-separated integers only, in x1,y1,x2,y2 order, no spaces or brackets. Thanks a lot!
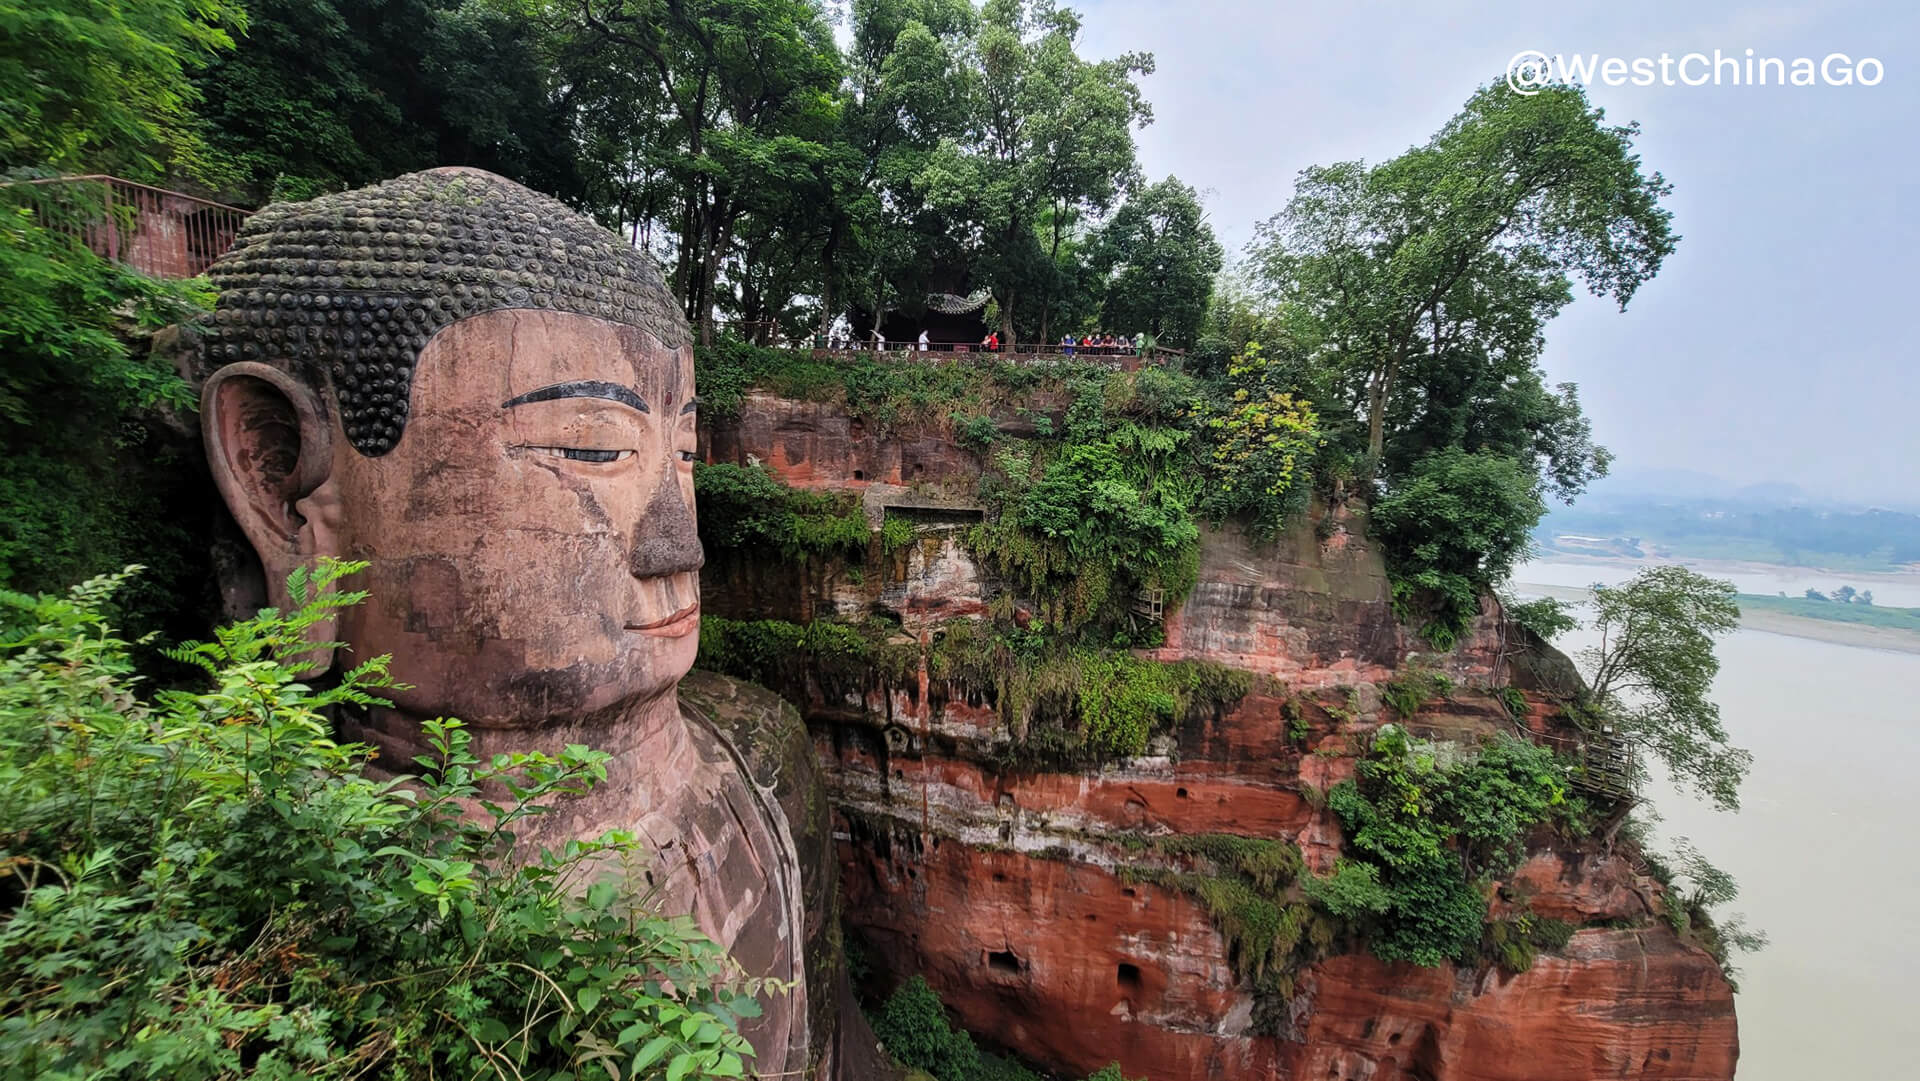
1282,935,1737,1081
824,696,1737,1081
1142,513,1507,689
704,395,1739,1081
198,176,848,1076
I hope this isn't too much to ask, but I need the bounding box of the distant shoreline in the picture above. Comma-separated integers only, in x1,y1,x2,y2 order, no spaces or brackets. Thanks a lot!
1527,550,1920,589
1510,582,1920,655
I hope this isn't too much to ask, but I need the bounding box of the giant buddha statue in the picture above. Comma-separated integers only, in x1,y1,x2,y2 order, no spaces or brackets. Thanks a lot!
195,168,860,1078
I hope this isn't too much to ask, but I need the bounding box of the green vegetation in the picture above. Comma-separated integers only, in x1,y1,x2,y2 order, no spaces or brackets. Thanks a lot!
869,976,1130,1081
695,462,869,561
0,185,221,660
1196,343,1323,540
969,371,1206,633
1482,912,1577,974
1370,449,1546,647
1636,833,1768,989
698,614,1250,762
1501,593,1579,640
1,0,242,179
1116,834,1333,1003
1,0,237,653
698,616,919,698
1736,592,1920,633
1378,664,1453,719
1325,727,1571,966
0,564,766,1080
1244,80,1672,643
1580,566,1749,811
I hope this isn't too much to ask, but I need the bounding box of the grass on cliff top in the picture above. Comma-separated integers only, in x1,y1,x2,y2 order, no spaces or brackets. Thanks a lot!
693,337,1116,425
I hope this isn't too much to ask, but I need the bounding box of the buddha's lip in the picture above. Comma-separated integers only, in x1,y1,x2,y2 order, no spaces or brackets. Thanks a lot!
626,604,699,636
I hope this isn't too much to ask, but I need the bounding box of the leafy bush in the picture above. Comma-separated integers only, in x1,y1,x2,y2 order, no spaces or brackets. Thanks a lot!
695,462,869,560
0,564,768,1080
1370,448,1545,647
970,378,1201,634
1325,727,1568,966
1483,912,1577,973
882,514,917,553
1502,594,1578,640
1378,665,1452,718
870,976,1124,1081
1198,343,1323,539
872,977,987,1081
955,412,998,450
1299,860,1392,920
0,199,220,656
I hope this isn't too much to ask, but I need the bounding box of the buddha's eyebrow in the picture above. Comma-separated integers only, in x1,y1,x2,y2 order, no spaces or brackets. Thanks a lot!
501,381,649,414
681,398,699,415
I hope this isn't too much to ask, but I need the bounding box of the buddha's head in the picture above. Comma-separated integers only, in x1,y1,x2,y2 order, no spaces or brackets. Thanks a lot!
200,169,702,725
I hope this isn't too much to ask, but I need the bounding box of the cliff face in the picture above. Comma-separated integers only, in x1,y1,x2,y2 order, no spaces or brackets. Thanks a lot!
700,392,1738,1081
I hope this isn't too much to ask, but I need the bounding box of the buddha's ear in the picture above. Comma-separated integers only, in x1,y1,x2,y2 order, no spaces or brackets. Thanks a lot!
202,362,344,655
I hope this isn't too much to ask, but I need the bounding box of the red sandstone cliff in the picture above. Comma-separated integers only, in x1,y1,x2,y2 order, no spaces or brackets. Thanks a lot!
700,393,1738,1081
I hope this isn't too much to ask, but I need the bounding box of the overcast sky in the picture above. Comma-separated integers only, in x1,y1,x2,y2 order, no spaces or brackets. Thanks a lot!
1063,0,1917,508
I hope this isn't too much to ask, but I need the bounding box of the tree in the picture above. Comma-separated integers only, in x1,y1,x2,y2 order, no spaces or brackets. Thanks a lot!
560,0,844,343
916,0,1151,349
1089,176,1223,345
813,0,977,340
1368,448,1544,647
1581,566,1750,812
1833,584,1857,604
0,0,244,179
1804,587,1828,601
2,0,230,633
194,0,580,203
1198,342,1321,539
1248,79,1675,482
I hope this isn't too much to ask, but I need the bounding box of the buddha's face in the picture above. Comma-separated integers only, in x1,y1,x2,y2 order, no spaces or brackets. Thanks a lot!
318,308,702,724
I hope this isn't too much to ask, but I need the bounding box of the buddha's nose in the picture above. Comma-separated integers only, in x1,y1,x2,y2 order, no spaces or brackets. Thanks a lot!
628,474,705,579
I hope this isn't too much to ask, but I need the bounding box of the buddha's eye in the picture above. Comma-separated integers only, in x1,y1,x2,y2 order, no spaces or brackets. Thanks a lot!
677,449,697,463
527,446,633,463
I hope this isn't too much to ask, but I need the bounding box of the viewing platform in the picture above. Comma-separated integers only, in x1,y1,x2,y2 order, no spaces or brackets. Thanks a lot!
798,339,1179,373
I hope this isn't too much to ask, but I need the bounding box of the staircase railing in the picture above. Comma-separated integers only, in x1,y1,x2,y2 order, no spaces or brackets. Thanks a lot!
3,175,251,279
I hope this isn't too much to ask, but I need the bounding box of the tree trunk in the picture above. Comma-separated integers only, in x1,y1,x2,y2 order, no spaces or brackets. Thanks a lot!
1363,344,1402,485
817,223,841,339
1000,289,1017,353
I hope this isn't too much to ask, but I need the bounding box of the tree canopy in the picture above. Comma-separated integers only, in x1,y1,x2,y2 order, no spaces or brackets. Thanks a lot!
1581,565,1751,812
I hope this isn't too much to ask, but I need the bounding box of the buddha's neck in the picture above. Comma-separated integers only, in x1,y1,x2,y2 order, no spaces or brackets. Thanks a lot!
342,689,692,778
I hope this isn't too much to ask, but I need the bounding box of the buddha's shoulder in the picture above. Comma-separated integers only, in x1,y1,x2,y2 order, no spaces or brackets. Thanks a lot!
677,670,812,795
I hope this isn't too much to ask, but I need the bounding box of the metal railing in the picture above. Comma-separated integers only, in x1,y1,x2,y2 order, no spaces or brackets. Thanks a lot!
815,339,1162,358
1539,728,1638,802
3,175,251,279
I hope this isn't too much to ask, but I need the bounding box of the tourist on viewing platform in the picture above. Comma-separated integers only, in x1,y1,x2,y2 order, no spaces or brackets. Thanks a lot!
1061,333,1075,355
918,328,929,351
1137,329,1156,358
981,331,999,352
